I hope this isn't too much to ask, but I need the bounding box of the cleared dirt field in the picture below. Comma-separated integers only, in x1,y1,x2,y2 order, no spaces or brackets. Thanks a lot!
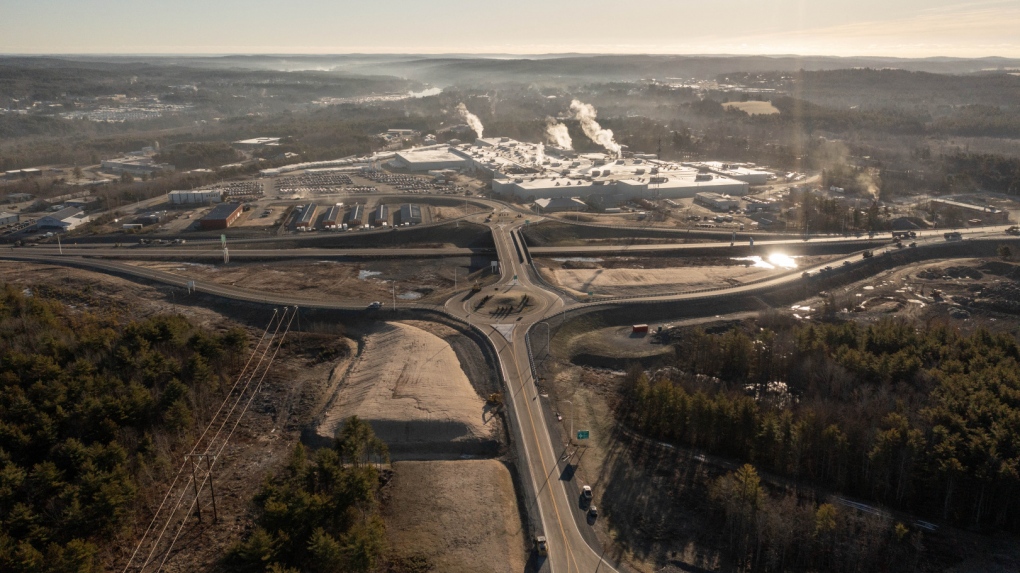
131,257,491,305
546,265,779,297
382,460,526,573
722,101,780,115
313,321,495,455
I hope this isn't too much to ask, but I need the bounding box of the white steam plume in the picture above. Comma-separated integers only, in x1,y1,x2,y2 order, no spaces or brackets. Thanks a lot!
534,143,545,167
456,103,484,139
544,117,572,149
569,99,620,157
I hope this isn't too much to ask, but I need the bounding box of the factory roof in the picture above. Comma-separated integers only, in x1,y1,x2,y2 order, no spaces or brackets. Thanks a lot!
202,202,243,221
395,148,467,164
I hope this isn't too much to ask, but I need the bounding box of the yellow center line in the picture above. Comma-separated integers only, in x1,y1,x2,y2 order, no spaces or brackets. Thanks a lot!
507,328,579,572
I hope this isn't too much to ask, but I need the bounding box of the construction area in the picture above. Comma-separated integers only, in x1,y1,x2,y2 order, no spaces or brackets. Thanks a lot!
311,321,499,456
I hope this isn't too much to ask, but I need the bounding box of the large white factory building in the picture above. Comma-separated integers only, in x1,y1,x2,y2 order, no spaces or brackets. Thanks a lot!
388,137,756,201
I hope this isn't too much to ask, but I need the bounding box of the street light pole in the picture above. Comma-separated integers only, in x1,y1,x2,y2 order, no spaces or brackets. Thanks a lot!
562,399,573,445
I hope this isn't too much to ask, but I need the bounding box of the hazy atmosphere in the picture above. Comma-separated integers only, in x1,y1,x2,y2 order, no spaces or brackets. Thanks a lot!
3,1,1020,573
2,0,1019,57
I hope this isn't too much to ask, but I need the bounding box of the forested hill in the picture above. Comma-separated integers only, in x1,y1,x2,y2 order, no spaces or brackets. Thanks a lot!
0,284,248,572
625,317,1020,532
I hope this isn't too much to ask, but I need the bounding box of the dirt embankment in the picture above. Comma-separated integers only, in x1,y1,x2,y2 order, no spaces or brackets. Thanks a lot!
381,460,526,573
310,321,498,457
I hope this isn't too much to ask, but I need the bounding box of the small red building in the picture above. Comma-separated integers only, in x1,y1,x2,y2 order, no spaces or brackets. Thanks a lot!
199,202,243,230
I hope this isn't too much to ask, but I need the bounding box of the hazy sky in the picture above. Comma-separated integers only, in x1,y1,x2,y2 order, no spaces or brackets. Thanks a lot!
1,0,1018,58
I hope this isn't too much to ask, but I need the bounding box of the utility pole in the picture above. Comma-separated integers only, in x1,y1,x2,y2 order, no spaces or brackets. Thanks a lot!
57,233,63,255
184,453,219,523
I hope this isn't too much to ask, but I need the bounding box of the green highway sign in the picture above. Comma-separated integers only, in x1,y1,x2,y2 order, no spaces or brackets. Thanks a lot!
577,430,589,440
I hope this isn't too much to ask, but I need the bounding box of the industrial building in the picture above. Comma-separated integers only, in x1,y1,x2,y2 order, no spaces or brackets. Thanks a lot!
296,203,317,229
347,204,365,227
37,207,90,231
928,198,1010,224
534,197,588,213
373,204,390,226
695,192,741,211
0,212,19,225
697,162,771,185
169,190,223,205
199,203,243,230
390,147,470,172
233,137,281,150
101,157,173,176
322,205,342,228
398,203,422,225
468,137,749,202
4,168,42,179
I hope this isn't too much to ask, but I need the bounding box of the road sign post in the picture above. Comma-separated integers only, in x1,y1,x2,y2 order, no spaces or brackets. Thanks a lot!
576,430,589,440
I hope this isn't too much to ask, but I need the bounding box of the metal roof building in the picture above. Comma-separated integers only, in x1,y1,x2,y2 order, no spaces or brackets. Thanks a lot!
347,204,365,226
373,204,390,226
398,203,422,225
296,203,317,228
322,205,342,227
37,207,90,231
199,203,243,230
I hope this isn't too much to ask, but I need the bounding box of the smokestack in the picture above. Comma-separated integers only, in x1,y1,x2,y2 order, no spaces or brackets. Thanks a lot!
569,99,621,157
456,103,484,139
544,117,572,149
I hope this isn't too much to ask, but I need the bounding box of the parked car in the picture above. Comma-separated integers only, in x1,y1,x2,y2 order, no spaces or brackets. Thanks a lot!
367,301,383,310
581,485,593,500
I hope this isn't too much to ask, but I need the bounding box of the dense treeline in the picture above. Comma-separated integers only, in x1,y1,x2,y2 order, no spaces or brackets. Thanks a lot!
623,318,1020,531
0,285,248,572
940,152,1020,195
227,417,388,573
708,464,925,572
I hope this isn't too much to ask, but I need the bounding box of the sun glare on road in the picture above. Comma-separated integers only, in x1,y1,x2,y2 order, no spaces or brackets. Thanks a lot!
733,254,798,269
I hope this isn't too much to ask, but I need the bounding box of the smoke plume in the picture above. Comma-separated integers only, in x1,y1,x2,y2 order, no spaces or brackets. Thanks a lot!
569,99,621,156
456,103,484,139
544,117,573,149
534,143,545,167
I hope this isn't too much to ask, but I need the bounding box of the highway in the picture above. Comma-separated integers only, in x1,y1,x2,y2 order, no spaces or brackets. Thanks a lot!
4,200,1018,573
445,223,615,573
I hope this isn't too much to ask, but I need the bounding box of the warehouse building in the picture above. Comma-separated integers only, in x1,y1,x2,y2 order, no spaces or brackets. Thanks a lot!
199,202,243,230
233,137,281,150
169,190,223,205
697,162,771,185
296,203,317,229
101,157,173,176
37,207,90,231
347,204,365,227
390,147,470,172
695,192,741,211
534,197,588,213
398,203,422,225
373,204,390,226
0,212,19,225
928,198,1010,224
322,205,342,228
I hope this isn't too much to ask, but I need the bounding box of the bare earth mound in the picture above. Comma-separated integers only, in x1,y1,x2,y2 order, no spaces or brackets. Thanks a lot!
382,460,526,573
314,321,495,456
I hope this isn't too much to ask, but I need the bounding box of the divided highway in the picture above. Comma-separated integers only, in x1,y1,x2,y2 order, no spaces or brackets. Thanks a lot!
4,202,1018,573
